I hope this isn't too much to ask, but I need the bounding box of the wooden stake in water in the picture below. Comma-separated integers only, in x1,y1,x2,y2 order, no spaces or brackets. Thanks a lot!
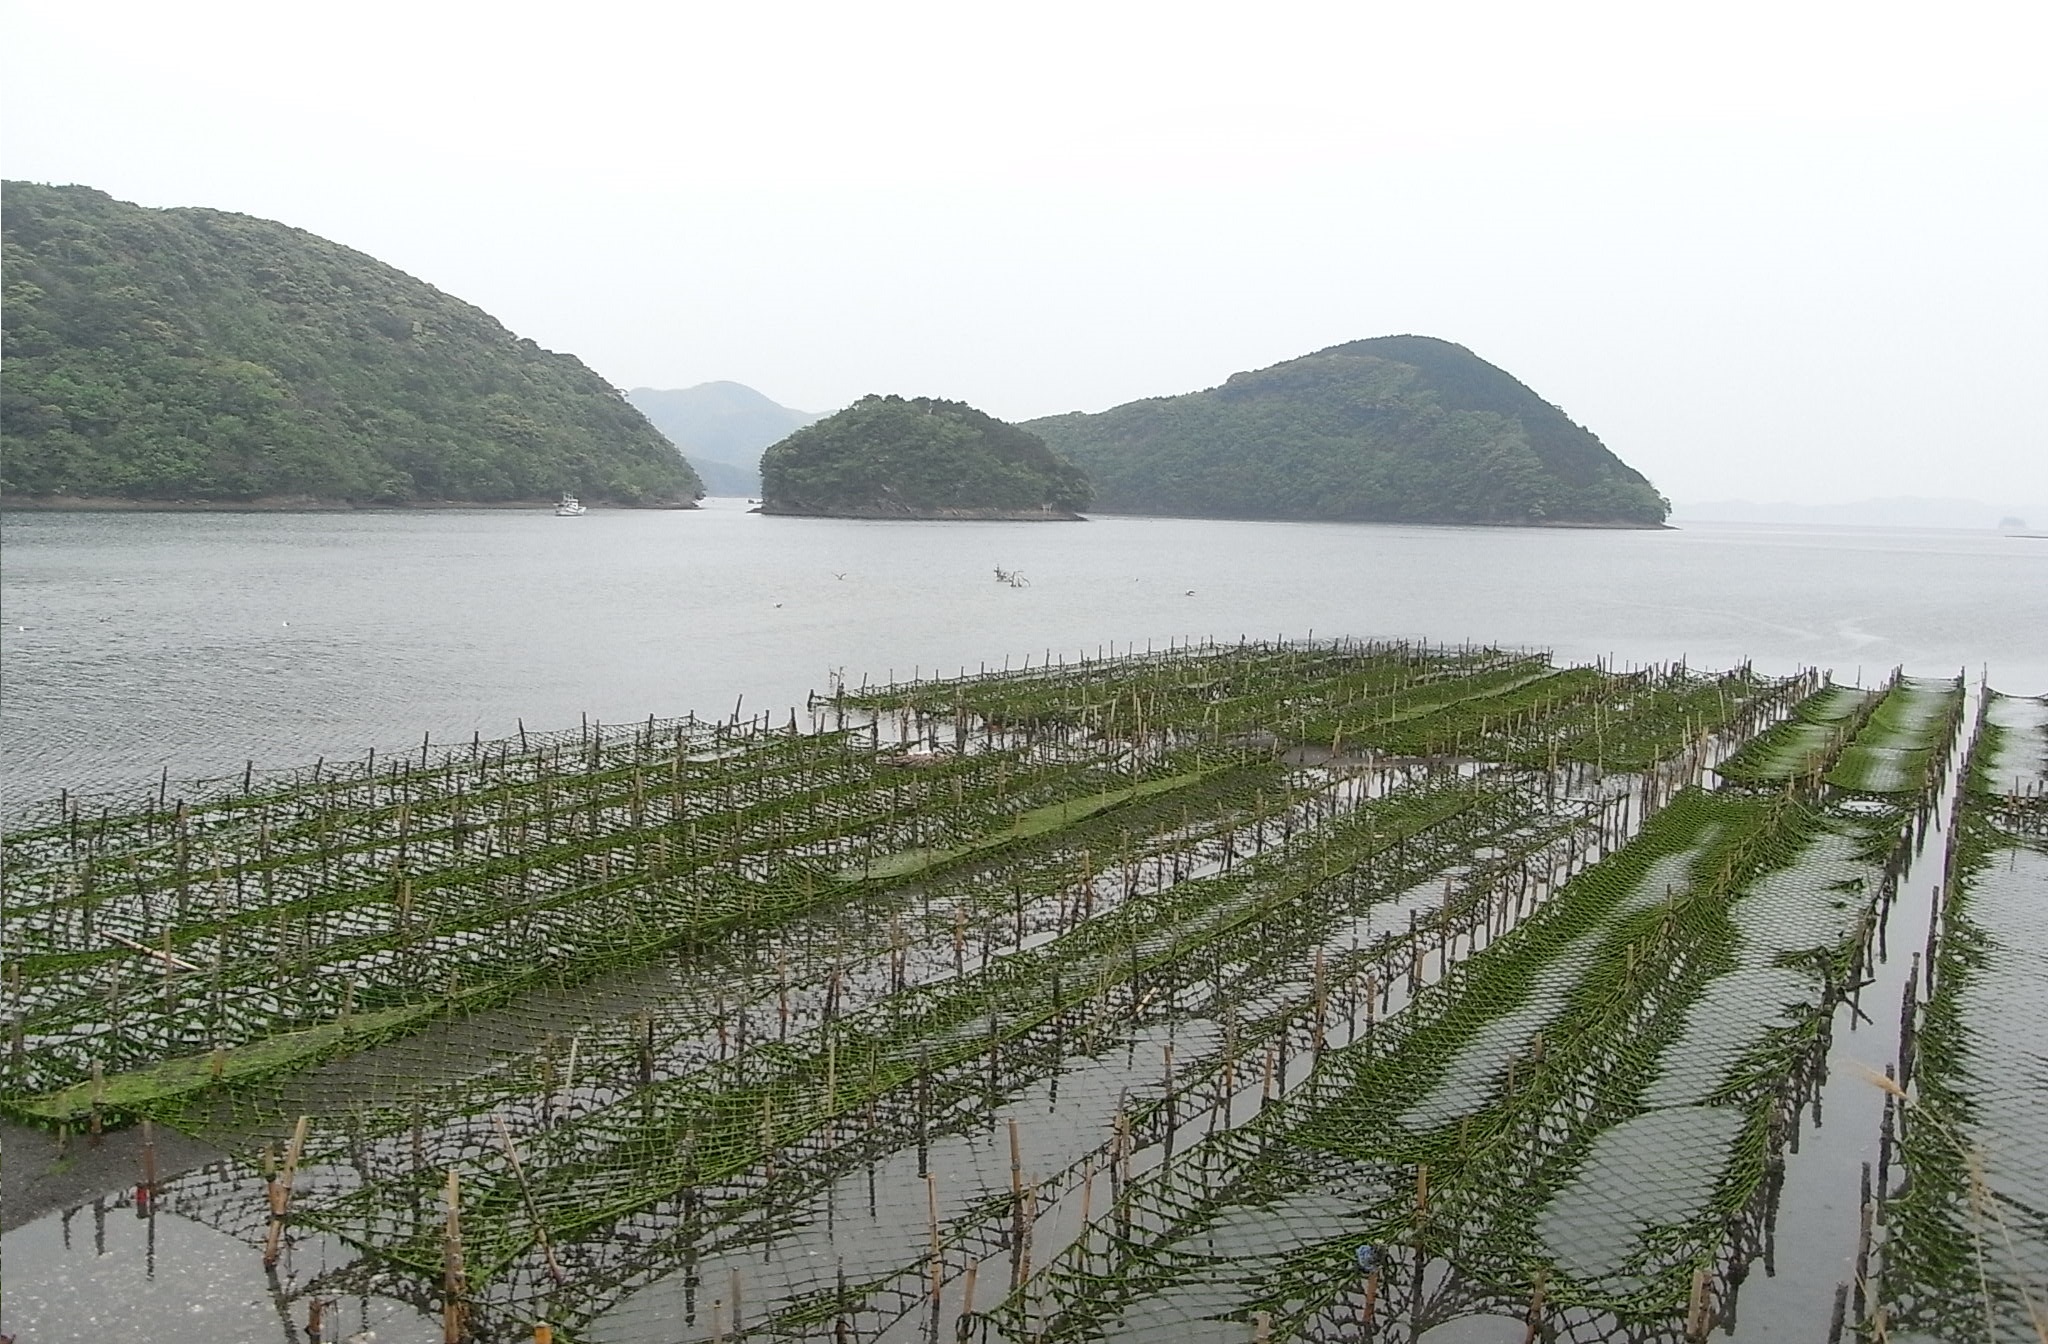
1826,1282,1849,1344
1853,1162,1874,1320
494,1114,565,1284
262,1114,310,1270
1878,1064,1897,1210
1018,1184,1036,1287
1007,1119,1025,1288
1522,1263,1547,1343
443,1168,467,1344
140,1119,158,1197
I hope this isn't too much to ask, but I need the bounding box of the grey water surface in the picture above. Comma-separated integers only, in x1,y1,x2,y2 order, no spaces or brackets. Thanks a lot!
4,501,2042,808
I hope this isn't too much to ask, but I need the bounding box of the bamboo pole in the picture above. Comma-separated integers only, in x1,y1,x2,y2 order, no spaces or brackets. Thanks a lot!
1007,1118,1025,1289
262,1114,310,1269
1018,1183,1036,1287
443,1168,467,1344
494,1114,565,1283
1685,1265,1711,1340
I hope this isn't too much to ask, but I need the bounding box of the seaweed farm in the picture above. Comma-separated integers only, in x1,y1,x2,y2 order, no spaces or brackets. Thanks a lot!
2,638,2040,1343
1871,691,2048,1343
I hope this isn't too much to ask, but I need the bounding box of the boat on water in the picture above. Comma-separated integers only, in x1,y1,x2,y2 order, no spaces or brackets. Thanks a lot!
555,494,587,517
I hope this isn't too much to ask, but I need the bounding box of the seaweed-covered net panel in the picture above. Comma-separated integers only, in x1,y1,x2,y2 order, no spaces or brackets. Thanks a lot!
989,787,1912,1343
6,639,1891,1344
1969,691,2048,838
1826,675,1965,796
1875,696,2048,1344
1717,684,1879,787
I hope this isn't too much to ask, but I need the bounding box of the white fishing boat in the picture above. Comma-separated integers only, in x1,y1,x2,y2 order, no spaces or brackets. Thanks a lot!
555,493,587,516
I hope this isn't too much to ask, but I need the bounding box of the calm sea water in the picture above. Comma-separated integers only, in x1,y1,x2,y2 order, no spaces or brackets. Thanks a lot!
3,500,2044,807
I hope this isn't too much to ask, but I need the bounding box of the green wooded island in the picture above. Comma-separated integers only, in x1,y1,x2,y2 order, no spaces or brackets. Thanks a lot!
0,182,703,508
1025,335,1670,526
759,394,1092,519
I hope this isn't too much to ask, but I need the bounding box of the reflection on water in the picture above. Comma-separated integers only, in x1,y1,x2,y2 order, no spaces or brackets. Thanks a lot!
0,1181,437,1344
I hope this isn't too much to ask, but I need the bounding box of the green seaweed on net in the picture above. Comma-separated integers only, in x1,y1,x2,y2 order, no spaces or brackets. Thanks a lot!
0,642,1877,1341
1715,682,1881,786
994,787,1898,1342
1826,674,1965,795
1874,744,2048,1344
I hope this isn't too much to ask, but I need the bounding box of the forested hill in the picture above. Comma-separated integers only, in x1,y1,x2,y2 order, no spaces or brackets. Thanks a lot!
0,182,703,506
760,395,1091,519
1024,336,1669,526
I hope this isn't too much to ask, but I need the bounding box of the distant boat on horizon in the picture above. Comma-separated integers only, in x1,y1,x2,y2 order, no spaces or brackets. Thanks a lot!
555,493,586,517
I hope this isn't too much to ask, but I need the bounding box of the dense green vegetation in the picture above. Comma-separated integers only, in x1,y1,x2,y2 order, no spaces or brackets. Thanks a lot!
1025,335,1669,525
0,182,703,505
760,393,1090,517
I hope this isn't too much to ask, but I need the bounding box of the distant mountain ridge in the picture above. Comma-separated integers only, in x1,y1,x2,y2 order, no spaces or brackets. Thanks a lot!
627,382,823,495
1025,335,1668,526
0,182,702,506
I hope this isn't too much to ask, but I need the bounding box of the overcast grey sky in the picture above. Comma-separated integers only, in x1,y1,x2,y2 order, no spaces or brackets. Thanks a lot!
4,0,2043,506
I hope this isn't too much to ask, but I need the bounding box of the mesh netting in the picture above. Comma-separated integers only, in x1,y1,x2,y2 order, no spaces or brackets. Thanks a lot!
1968,691,2048,840
1717,683,1879,787
2,640,1863,1344
1875,810,2048,1343
987,785,1907,1344
1825,676,1965,795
